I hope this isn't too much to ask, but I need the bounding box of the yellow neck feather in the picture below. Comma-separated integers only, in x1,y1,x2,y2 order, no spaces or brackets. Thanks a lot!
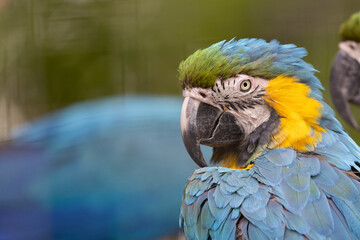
220,154,254,170
264,75,324,151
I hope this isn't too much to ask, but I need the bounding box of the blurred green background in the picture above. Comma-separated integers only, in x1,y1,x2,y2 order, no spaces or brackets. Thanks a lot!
0,0,359,143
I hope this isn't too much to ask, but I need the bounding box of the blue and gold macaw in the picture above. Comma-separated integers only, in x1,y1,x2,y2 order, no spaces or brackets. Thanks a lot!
330,11,360,130
179,38,360,239
0,95,200,240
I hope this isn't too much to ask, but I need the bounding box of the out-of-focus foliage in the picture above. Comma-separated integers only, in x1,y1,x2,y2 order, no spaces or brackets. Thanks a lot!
0,0,359,143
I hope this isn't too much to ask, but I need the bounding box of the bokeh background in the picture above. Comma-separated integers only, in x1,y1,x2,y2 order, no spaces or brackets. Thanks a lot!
0,1,360,239
1,0,360,142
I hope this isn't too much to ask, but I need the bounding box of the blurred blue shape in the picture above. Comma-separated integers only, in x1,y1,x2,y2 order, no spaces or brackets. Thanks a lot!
0,95,207,240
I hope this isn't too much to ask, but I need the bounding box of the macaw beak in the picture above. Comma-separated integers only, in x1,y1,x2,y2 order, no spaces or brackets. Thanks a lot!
330,50,360,130
180,97,244,167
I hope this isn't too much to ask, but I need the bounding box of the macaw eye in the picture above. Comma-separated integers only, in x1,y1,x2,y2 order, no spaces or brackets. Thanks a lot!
240,80,251,92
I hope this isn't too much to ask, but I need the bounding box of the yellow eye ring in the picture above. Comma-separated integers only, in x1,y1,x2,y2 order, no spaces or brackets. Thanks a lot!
240,80,251,92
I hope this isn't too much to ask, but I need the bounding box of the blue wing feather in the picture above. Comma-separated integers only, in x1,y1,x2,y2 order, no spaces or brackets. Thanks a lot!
264,148,296,166
283,210,310,234
247,223,270,240
309,180,321,201
256,160,282,185
284,172,310,192
332,198,360,238
197,201,213,240
279,178,310,211
328,199,357,240
283,229,304,240
262,200,284,229
319,168,359,202
313,160,339,186
301,192,334,236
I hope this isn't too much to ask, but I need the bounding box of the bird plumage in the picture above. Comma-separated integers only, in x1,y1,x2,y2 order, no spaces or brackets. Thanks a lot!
179,38,323,99
179,38,360,239
181,130,360,239
340,11,360,43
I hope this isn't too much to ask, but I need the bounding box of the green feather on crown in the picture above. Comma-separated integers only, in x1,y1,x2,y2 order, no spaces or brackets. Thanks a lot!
340,11,360,43
178,41,246,89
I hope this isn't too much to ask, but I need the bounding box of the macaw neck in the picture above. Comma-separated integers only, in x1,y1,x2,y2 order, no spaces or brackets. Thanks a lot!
213,110,280,170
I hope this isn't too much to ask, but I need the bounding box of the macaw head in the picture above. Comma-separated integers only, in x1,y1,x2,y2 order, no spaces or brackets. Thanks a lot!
179,38,325,169
340,11,360,43
330,11,360,130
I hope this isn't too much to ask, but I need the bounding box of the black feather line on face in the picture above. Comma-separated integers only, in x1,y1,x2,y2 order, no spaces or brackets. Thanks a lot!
227,102,238,111
235,103,245,110
205,80,265,114
253,93,265,98
252,85,259,92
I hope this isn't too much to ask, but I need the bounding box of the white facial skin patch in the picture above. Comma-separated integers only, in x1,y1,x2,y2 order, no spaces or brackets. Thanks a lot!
339,41,360,64
183,74,272,137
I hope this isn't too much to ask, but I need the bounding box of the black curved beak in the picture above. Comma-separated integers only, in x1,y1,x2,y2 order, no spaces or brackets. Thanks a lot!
180,97,244,167
330,50,360,130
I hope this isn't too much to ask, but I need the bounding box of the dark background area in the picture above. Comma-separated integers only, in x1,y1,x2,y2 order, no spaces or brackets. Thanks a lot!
0,0,359,142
